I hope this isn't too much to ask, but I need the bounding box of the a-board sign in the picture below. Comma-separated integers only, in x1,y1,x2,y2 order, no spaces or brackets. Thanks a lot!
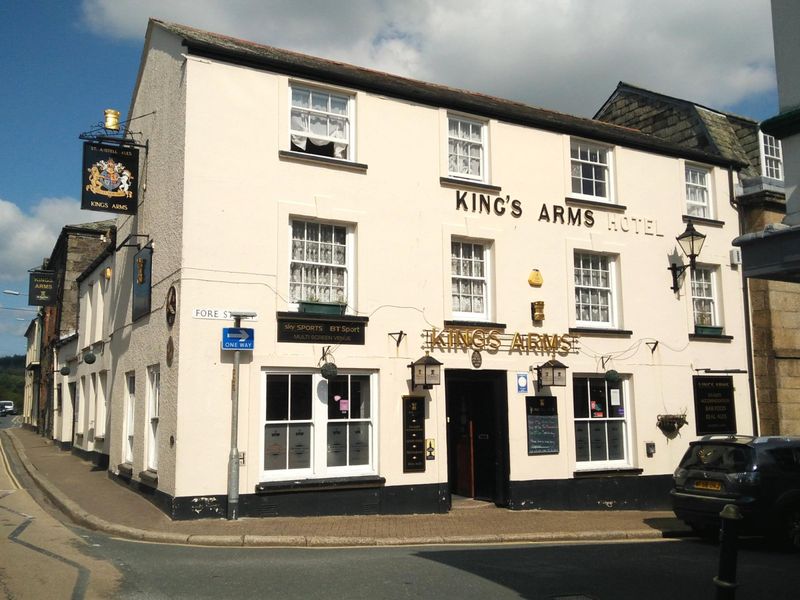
526,396,559,455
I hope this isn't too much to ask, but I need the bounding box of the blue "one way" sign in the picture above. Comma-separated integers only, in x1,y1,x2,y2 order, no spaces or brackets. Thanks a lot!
222,327,255,350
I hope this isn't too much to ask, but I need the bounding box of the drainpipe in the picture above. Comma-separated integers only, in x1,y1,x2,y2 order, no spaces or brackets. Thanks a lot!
729,167,759,436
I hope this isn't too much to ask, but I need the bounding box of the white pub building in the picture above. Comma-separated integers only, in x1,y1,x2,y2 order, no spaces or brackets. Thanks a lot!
70,20,753,518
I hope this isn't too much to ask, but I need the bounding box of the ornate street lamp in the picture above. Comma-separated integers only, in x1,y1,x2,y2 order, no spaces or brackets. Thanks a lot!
668,220,706,292
409,352,443,390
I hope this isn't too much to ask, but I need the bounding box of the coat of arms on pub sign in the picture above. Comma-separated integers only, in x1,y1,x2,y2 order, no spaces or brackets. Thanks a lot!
81,142,139,214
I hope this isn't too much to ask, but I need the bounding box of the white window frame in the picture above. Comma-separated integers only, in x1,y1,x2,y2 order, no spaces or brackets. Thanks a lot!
95,371,107,439
447,114,488,182
289,83,354,161
146,365,160,472
760,131,783,180
685,164,712,219
691,266,720,329
451,239,492,321
289,219,354,308
261,370,378,482
574,251,618,329
569,139,614,202
572,375,631,470
123,372,135,464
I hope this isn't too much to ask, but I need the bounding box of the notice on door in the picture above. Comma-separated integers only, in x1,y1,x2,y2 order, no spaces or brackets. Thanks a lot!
526,396,559,455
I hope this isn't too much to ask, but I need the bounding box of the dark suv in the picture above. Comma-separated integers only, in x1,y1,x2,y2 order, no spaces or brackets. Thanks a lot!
671,435,800,548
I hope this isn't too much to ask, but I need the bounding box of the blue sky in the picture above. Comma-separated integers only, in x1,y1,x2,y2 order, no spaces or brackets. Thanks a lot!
0,0,778,357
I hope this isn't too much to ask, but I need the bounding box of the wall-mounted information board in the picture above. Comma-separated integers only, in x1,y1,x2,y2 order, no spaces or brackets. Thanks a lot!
403,396,426,473
526,396,559,455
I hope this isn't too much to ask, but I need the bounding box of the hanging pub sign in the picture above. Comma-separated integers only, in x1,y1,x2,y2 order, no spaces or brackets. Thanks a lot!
132,247,152,321
81,142,139,214
28,271,56,306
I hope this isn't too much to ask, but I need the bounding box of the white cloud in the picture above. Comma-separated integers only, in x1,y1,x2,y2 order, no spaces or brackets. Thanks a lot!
80,0,775,117
0,196,89,282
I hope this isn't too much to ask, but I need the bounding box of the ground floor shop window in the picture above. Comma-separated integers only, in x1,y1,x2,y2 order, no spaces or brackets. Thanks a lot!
573,376,629,468
263,371,376,479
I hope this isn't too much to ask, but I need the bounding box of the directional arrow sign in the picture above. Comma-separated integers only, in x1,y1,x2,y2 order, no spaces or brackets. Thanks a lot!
222,327,255,350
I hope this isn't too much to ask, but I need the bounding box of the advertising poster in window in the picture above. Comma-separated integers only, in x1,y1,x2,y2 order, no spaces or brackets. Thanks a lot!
81,142,139,215
693,376,736,434
526,396,559,455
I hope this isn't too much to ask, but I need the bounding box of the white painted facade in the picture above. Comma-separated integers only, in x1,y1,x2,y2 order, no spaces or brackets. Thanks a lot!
96,21,753,517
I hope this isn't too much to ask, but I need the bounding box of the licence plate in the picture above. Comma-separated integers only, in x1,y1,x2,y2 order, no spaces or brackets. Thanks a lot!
694,480,722,491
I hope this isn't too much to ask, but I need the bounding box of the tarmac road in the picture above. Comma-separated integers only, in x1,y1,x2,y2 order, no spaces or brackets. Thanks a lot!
0,427,121,599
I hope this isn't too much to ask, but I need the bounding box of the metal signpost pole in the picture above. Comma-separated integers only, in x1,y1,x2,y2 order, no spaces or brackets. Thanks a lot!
222,311,255,521
227,314,242,520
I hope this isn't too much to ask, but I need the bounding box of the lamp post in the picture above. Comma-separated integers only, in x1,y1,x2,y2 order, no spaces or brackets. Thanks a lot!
668,220,707,292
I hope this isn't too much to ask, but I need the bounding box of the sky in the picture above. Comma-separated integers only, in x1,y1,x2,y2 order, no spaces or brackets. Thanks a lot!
0,0,778,357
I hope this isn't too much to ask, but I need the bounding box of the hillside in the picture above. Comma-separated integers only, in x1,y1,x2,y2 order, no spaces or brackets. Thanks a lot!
0,354,25,408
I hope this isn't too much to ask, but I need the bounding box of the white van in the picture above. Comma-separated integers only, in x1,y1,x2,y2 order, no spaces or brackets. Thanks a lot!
0,401,15,416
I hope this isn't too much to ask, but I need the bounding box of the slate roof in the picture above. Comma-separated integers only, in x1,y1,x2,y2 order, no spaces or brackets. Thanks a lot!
595,82,761,177
148,20,745,170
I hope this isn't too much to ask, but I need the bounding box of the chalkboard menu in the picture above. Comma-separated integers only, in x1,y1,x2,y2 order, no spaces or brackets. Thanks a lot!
403,396,426,472
693,376,736,435
526,396,559,455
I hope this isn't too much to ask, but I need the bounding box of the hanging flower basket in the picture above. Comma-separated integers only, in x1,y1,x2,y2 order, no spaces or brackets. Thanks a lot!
657,414,688,434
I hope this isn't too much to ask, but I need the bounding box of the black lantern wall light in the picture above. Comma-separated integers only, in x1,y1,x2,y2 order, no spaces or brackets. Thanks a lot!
409,352,443,390
533,359,568,391
668,220,706,292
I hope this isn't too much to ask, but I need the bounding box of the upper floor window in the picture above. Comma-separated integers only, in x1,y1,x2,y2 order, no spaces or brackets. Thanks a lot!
290,85,352,160
448,116,486,181
691,266,719,329
685,165,711,218
574,252,617,328
451,239,490,320
290,219,352,305
570,140,612,201
760,132,783,180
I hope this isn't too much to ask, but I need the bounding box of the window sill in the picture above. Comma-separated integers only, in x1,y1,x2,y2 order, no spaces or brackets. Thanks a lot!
682,215,725,227
689,333,733,342
276,311,369,323
573,468,643,478
255,475,385,495
278,150,368,173
565,197,627,212
117,463,133,478
569,327,633,338
94,435,105,443
138,469,158,487
439,177,501,193
445,319,507,329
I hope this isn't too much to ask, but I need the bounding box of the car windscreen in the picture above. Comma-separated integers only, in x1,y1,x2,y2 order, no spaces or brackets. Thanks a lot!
680,444,754,473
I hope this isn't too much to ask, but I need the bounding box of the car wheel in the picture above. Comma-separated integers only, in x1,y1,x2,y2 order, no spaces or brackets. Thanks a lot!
783,506,800,551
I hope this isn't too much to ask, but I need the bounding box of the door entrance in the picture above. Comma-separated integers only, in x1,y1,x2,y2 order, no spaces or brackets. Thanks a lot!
445,370,509,504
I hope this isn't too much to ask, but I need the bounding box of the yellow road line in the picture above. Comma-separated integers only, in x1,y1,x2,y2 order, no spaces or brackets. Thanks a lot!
0,435,22,490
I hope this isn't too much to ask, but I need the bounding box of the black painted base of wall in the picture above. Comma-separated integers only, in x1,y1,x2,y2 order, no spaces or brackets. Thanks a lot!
107,471,451,520
70,446,109,470
507,474,673,510
55,440,72,452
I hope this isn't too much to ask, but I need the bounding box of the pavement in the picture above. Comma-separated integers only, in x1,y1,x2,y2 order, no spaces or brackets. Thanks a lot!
1,427,691,548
